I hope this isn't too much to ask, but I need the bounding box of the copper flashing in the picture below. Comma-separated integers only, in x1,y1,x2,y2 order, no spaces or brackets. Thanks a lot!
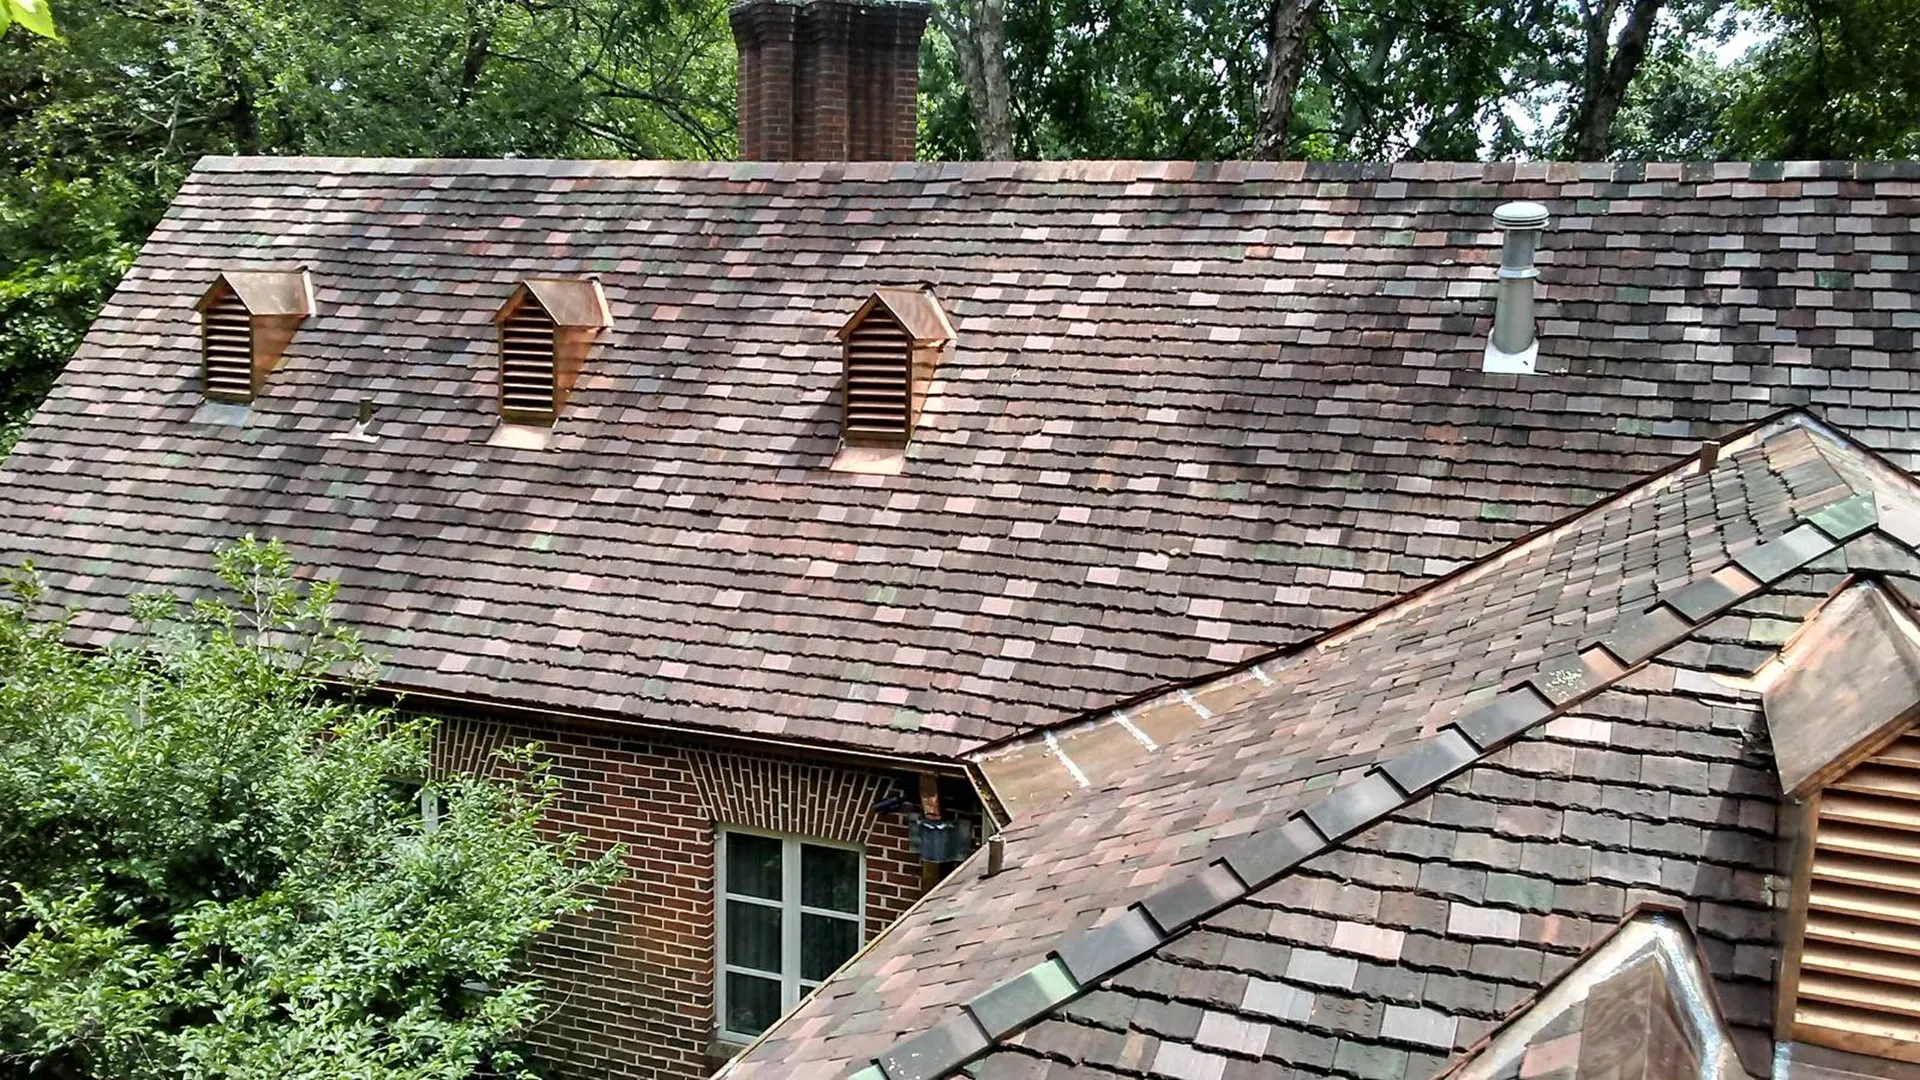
1445,906,1744,1080
836,287,955,347
1765,581,1920,801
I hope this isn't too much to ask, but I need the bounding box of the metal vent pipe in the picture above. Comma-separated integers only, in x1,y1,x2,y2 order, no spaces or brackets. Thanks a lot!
1483,201,1550,374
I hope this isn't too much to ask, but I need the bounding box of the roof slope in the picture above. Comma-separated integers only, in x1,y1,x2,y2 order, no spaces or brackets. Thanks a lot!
723,413,1893,1076
951,534,1920,1080
1,159,1916,755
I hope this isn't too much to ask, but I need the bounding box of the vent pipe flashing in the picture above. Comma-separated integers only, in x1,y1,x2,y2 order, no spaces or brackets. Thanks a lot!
1483,201,1550,375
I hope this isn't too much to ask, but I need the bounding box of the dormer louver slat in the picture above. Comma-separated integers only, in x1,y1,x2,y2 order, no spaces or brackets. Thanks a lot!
844,314,912,439
1793,728,1920,1057
202,292,255,400
500,304,559,419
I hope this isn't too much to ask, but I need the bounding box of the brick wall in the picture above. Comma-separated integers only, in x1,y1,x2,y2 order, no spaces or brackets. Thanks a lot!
435,715,928,1080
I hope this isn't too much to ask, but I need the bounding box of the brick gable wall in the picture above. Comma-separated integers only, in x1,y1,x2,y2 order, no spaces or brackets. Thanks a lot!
435,715,928,1080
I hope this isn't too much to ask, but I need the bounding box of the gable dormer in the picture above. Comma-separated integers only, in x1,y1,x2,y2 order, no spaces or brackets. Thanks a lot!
492,278,612,424
834,287,953,446
194,270,314,402
1766,581,1920,1063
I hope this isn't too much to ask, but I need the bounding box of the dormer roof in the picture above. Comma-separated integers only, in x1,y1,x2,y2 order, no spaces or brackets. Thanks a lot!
836,287,954,347
492,277,613,331
194,270,315,318
1764,580,1920,800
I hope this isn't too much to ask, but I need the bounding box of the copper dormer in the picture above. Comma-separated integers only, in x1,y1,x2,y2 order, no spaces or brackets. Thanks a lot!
835,287,953,447
193,270,315,402
1764,580,1920,1062
492,278,612,425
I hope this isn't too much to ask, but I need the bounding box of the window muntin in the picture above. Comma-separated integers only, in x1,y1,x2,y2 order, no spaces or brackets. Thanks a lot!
718,830,864,1041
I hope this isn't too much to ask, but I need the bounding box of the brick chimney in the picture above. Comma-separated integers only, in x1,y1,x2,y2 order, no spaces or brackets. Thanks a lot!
731,0,928,161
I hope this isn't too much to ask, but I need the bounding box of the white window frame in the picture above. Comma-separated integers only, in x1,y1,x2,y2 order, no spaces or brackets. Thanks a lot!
716,828,866,1043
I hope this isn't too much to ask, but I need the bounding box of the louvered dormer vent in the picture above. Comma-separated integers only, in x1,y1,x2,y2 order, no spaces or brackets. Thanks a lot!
834,287,954,448
844,310,913,441
500,301,560,419
194,270,315,403
1792,727,1920,1058
1768,581,1920,1065
201,290,255,401
492,278,612,426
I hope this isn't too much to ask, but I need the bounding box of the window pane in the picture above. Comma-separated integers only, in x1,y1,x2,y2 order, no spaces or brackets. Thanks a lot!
726,900,782,973
801,913,861,982
801,844,860,913
726,833,783,901
725,971,782,1037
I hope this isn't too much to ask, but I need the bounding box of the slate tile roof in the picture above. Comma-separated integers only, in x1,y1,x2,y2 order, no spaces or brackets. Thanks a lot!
1,159,1916,755
720,413,1920,1078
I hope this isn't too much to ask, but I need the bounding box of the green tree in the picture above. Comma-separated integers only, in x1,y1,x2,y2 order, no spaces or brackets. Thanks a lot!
919,0,1699,161
1721,0,1920,157
0,0,733,431
0,538,619,1079
1607,24,1738,158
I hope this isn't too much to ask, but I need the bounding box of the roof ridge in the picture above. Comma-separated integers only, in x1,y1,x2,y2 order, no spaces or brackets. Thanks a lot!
186,156,1920,184
842,431,1902,1080
1799,409,1920,505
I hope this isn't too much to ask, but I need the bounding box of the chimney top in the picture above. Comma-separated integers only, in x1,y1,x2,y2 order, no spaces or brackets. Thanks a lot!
732,0,930,162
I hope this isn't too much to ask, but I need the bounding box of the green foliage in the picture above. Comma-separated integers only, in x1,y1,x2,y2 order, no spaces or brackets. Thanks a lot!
1010,0,1266,159
0,0,733,434
1610,29,1740,158
918,0,1699,161
1720,0,1920,157
2,0,59,40
0,537,620,1080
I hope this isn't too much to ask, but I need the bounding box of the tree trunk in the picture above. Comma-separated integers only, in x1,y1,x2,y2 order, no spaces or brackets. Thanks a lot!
1254,0,1318,160
456,0,497,109
935,0,1014,159
1562,0,1664,159
1333,25,1395,153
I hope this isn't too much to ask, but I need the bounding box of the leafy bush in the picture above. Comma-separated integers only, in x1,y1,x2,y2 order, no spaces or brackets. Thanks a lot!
0,538,619,1079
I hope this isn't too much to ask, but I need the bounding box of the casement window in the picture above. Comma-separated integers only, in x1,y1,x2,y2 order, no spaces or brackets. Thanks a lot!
717,829,864,1041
